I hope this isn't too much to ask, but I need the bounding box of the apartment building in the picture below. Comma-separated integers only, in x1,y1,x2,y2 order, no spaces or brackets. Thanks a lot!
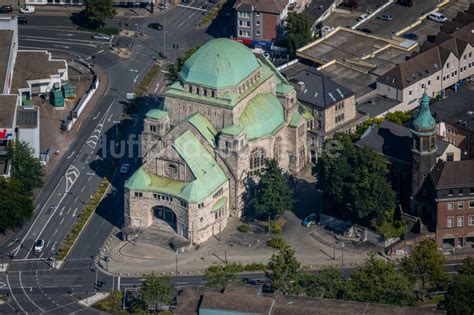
430,160,474,249
282,67,367,161
431,87,474,159
234,0,293,43
377,22,474,111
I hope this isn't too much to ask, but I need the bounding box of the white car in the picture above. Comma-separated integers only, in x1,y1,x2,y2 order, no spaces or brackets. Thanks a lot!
34,239,44,253
120,163,130,174
92,33,111,41
428,12,447,23
320,25,335,36
356,14,368,22
19,5,35,14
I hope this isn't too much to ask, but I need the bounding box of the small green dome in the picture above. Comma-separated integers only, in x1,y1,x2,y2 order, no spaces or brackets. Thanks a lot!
179,39,261,89
412,93,436,132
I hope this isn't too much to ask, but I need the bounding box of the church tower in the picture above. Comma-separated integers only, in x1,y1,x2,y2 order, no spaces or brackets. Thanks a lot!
411,93,437,198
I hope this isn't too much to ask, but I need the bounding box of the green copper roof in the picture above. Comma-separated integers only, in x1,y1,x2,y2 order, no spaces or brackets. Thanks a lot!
125,131,228,203
220,124,244,136
412,93,436,133
238,93,285,140
146,109,168,120
276,83,294,95
211,196,228,213
172,130,228,203
289,111,302,127
179,38,261,89
187,113,217,148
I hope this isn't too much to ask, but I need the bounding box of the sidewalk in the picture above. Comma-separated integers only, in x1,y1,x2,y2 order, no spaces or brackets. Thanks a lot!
30,4,174,18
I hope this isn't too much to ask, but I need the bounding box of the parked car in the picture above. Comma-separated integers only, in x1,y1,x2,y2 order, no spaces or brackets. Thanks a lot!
320,25,335,36
356,14,368,22
357,28,373,34
19,5,35,14
397,0,413,7
340,0,358,9
378,14,393,21
302,213,317,227
92,33,111,41
18,17,28,25
0,5,13,14
148,22,163,30
428,12,447,23
34,239,45,253
120,163,130,174
402,33,418,40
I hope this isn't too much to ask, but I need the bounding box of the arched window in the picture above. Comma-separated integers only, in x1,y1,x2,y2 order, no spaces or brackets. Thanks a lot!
166,163,178,177
273,137,281,163
249,148,265,175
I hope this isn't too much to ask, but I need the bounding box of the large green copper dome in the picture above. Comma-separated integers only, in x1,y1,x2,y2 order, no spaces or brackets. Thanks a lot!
179,38,261,89
412,93,436,133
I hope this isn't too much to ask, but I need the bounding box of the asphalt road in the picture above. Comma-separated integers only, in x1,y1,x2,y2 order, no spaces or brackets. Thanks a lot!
0,3,233,312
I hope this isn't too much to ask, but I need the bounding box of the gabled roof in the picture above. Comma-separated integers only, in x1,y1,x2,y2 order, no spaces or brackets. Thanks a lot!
187,113,217,148
125,131,228,203
0,30,13,93
0,94,17,129
289,68,354,109
430,160,474,189
234,0,288,14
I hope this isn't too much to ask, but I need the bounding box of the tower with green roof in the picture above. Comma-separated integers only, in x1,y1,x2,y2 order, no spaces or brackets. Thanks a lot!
411,92,438,197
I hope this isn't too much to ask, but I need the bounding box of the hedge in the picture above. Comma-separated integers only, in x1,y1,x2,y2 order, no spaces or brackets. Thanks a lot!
56,178,110,260
266,237,287,250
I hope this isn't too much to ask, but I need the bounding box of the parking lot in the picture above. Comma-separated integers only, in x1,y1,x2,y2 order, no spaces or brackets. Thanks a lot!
360,0,441,36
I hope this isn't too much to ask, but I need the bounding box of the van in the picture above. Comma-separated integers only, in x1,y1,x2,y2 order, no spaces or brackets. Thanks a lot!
428,12,447,23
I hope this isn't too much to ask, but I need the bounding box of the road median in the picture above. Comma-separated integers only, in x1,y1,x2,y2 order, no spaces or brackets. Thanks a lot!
56,178,111,262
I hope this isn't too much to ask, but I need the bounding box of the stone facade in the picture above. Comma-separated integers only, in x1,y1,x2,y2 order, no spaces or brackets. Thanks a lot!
124,39,309,245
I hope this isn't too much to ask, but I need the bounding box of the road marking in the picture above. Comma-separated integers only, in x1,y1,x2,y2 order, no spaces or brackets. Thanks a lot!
67,208,71,214
45,241,51,248
66,165,80,193
177,3,207,11
133,74,139,83
19,272,45,312
56,33,74,36
188,13,195,19
177,20,186,28
154,83,160,92
92,111,101,120
19,37,97,47
66,151,75,160
0,282,6,289
59,218,65,225
53,229,58,236
72,208,78,217
80,186,85,193
59,206,65,216
6,275,27,314
53,44,70,49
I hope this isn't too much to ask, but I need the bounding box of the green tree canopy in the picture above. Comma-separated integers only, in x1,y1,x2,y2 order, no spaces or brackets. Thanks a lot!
316,134,396,226
266,244,302,295
401,239,448,295
83,0,116,27
285,13,312,56
344,255,415,306
204,264,241,289
0,177,34,231
167,46,200,82
139,273,174,311
445,257,474,315
7,140,44,194
250,159,293,220
298,267,343,299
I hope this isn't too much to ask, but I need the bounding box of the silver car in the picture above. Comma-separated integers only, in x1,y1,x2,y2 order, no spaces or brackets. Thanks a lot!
92,33,111,41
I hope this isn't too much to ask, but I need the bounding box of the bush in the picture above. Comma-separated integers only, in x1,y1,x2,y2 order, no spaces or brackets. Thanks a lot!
267,237,287,250
243,262,267,272
269,223,282,234
92,290,123,313
237,224,250,233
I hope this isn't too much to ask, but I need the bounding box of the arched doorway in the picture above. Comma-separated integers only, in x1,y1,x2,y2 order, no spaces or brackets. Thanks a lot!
154,206,177,232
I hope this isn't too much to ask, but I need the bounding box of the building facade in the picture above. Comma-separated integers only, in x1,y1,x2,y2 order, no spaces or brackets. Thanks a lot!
234,0,292,43
377,22,474,111
124,39,310,245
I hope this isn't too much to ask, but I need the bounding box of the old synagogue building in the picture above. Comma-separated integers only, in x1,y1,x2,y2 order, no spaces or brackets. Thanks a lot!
124,39,310,245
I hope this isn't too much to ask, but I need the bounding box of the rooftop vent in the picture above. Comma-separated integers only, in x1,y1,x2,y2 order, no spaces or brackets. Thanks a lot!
336,88,344,98
296,81,306,93
328,92,336,102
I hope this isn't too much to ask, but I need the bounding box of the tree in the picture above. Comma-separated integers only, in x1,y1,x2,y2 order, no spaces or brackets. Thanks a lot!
401,239,448,296
266,244,302,295
250,159,293,220
344,255,415,306
204,264,241,289
316,134,396,226
139,273,174,311
285,13,312,56
0,177,34,231
298,267,343,299
7,140,44,194
167,46,200,82
83,0,116,27
445,257,474,315
385,111,414,125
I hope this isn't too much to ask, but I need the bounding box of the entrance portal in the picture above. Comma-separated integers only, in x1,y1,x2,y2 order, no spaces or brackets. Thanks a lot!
154,206,177,232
